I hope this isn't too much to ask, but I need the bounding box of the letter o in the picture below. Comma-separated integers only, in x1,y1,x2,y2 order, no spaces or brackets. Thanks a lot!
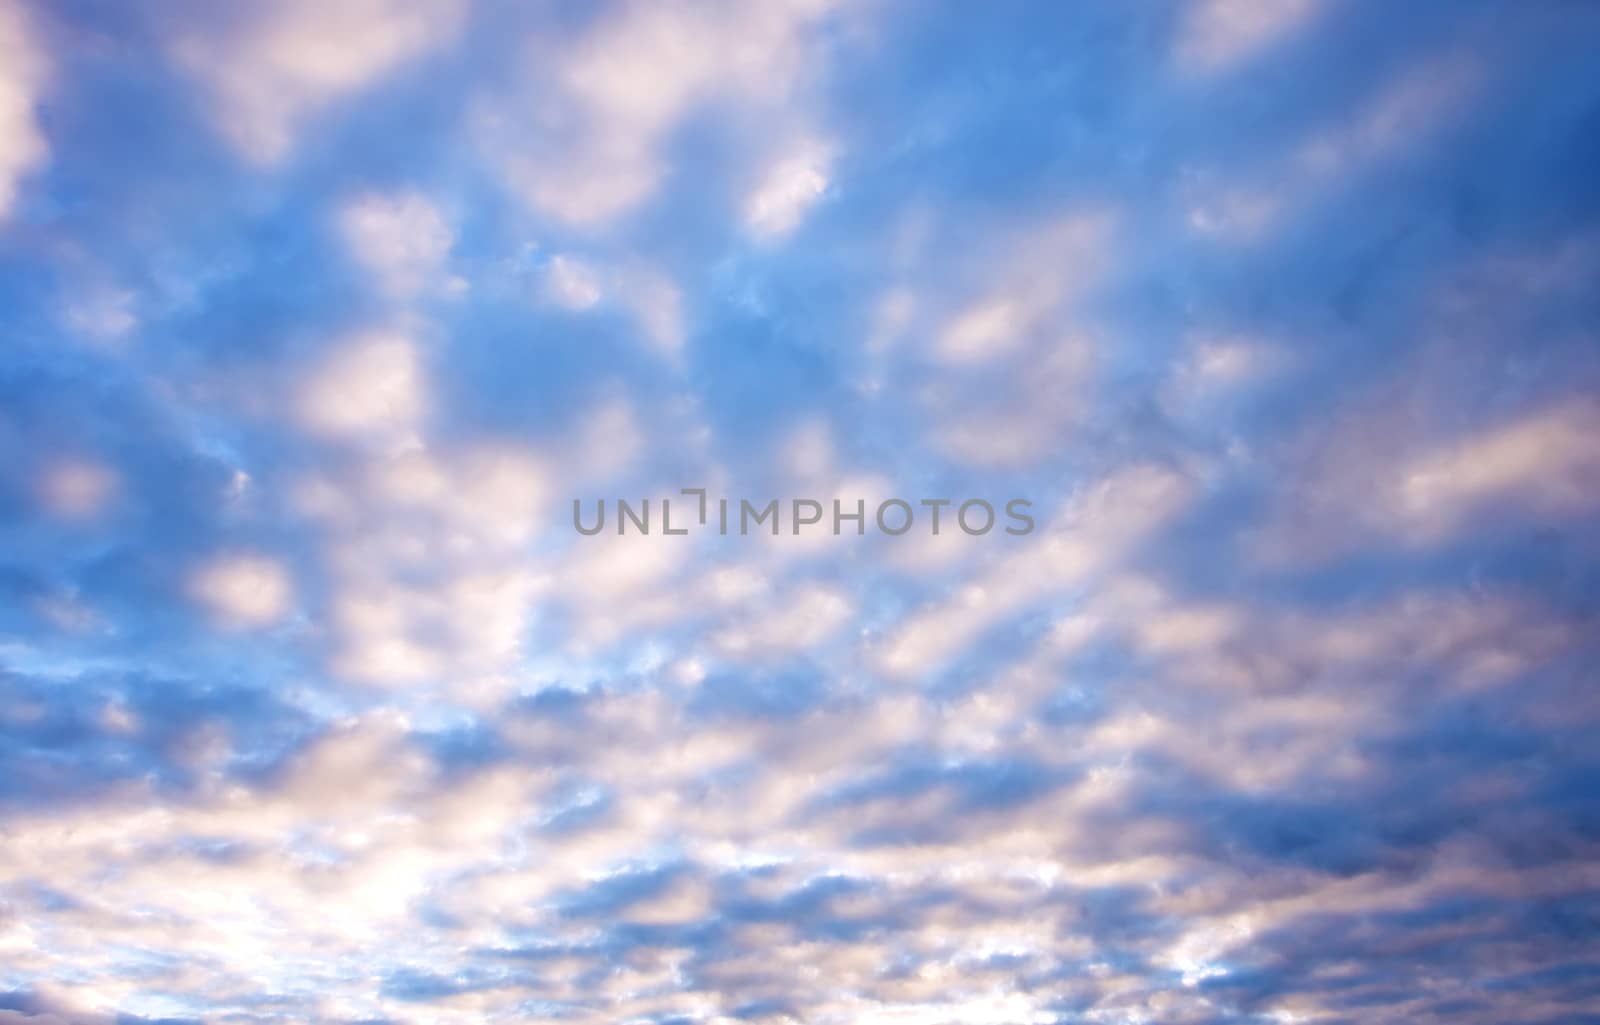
876,499,914,535
958,499,995,535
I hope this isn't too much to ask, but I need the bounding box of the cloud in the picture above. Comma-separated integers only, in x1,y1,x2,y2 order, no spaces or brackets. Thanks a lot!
1295,53,1481,180
618,268,686,356
744,139,833,239
846,208,1117,468
1160,334,1280,427
34,460,117,521
327,569,542,686
710,583,852,659
295,330,425,440
169,0,464,163
1262,386,1600,563
57,282,138,347
1173,0,1324,75
876,464,1191,678
530,257,685,356
1387,397,1600,543
1185,52,1482,243
568,397,644,480
931,333,1096,467
187,553,293,627
5,4,1600,1023
0,0,47,218
338,191,454,296
542,254,604,311
0,984,122,1025
930,212,1113,367
481,0,840,224
301,441,550,686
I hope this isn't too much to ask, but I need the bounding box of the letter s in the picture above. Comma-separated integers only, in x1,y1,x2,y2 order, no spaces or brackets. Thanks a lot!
1005,498,1034,535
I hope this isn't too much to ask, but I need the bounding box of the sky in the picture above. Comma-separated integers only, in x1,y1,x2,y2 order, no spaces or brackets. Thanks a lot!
1,0,1599,1022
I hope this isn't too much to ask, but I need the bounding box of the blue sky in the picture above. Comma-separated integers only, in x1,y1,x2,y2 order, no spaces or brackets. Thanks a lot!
2,0,1599,1022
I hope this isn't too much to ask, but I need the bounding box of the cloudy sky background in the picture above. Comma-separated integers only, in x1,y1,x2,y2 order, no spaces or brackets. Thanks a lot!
2,0,1599,1022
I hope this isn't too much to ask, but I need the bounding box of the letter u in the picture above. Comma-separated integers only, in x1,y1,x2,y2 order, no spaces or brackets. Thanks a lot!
573,499,605,535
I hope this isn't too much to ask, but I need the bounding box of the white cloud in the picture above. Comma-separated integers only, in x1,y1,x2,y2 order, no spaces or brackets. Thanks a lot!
60,284,138,345
543,254,603,310
711,583,852,659
1388,398,1600,542
535,257,685,354
937,300,1024,364
1296,54,1480,180
1262,389,1600,565
189,553,294,628
782,419,835,480
1186,54,1480,244
447,445,550,547
0,0,48,218
1161,333,1278,417
563,531,687,606
36,459,117,521
932,334,1095,468
872,209,1117,469
930,211,1113,367
619,268,685,356
876,465,1191,678
1183,183,1281,243
300,440,550,687
296,331,425,440
338,191,454,296
329,567,540,686
483,0,840,225
866,287,916,355
1184,336,1268,387
1174,0,1323,75
745,139,833,239
170,0,464,163
568,398,644,481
